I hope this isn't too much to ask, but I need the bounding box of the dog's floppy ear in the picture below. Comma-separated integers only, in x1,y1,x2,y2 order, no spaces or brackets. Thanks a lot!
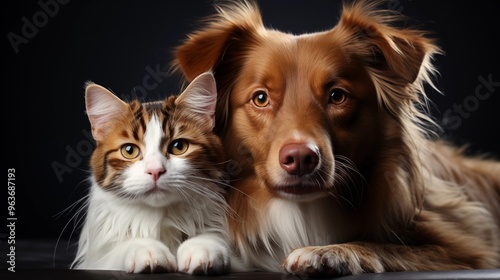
173,0,263,82
337,1,440,84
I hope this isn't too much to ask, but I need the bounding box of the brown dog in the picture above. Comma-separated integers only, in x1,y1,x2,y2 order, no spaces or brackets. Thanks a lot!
172,0,500,276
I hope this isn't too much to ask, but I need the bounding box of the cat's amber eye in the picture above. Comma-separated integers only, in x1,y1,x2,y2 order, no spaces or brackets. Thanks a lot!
252,90,269,107
120,144,141,159
329,88,348,105
168,139,189,155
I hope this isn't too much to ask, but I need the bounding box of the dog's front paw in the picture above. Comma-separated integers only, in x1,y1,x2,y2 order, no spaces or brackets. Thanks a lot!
177,234,230,275
282,244,384,277
124,239,176,273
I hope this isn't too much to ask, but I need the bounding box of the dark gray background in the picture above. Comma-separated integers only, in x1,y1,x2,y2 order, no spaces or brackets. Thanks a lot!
3,0,500,243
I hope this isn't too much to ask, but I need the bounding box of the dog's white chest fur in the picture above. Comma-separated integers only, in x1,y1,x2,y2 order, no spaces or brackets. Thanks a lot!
244,197,353,271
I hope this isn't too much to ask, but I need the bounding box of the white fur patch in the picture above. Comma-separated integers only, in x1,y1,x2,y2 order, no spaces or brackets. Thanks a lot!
143,115,163,157
177,233,230,274
122,238,177,273
236,198,353,272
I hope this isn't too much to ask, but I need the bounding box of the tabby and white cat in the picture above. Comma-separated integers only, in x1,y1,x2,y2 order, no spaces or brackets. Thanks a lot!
71,72,231,274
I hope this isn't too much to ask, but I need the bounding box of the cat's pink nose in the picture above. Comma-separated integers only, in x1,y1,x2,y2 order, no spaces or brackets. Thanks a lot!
147,166,165,181
146,161,166,181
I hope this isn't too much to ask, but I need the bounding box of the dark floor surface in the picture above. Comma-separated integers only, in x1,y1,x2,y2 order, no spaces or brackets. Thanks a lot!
2,239,499,280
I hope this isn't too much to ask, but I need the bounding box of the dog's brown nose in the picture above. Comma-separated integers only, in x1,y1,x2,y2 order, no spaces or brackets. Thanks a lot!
279,143,319,176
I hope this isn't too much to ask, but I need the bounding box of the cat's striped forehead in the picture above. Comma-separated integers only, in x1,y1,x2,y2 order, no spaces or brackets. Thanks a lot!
124,99,173,143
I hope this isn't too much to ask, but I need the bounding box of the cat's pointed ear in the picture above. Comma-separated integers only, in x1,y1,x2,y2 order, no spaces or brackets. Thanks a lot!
85,81,128,141
175,71,217,129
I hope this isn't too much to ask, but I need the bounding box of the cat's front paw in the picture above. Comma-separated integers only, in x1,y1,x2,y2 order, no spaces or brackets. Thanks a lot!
124,239,177,273
177,234,230,275
282,244,384,277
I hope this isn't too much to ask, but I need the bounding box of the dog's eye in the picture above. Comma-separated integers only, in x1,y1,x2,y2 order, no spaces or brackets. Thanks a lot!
252,90,269,107
329,88,347,104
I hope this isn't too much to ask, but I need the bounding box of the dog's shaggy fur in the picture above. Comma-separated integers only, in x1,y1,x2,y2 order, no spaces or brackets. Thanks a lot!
172,0,500,276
